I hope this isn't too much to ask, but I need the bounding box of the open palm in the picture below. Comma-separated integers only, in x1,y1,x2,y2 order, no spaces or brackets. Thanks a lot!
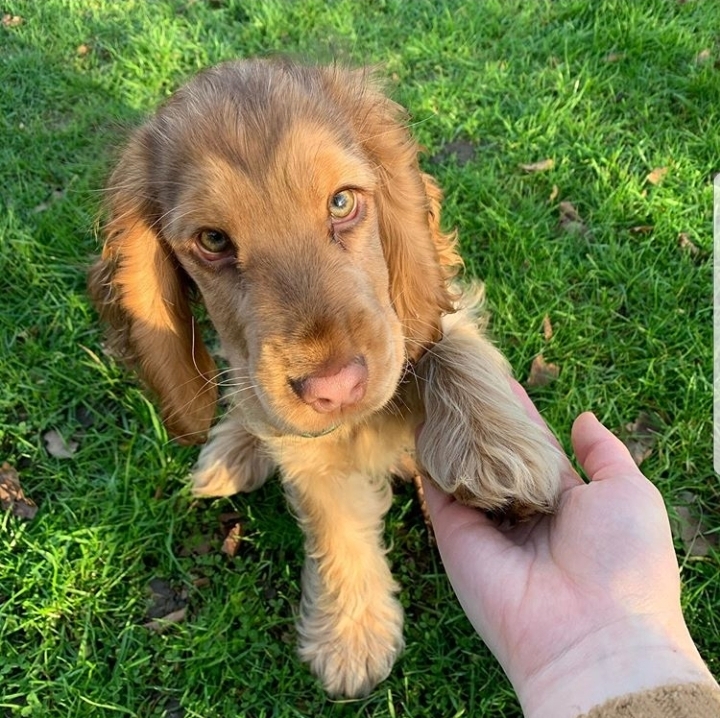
423,386,711,717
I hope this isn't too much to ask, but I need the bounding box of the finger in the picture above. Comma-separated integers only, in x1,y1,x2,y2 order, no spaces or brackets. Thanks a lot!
510,380,583,490
571,412,643,482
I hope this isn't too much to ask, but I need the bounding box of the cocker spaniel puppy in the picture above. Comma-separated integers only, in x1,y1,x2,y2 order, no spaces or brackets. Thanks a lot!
89,58,561,698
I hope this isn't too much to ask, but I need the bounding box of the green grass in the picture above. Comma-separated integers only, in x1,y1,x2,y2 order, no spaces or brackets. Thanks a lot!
1,0,718,715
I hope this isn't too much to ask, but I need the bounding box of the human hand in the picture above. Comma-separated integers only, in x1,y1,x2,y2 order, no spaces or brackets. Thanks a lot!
423,384,717,718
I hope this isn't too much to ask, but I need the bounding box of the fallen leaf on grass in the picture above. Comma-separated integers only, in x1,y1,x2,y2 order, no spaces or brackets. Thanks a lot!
143,607,187,633
221,523,243,558
542,314,553,341
1,14,23,27
558,201,590,237
603,52,625,63
0,462,38,519
678,232,703,258
623,413,659,466
519,158,555,173
646,167,668,185
630,225,654,235
144,578,188,632
526,354,559,387
76,43,91,57
695,49,712,64
548,184,559,203
43,429,78,459
671,493,718,558
220,511,244,557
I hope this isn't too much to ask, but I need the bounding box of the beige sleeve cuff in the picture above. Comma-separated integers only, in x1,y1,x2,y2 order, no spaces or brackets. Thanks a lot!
580,682,720,718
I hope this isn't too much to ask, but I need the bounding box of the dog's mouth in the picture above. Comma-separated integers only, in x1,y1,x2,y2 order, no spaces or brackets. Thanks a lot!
295,423,342,439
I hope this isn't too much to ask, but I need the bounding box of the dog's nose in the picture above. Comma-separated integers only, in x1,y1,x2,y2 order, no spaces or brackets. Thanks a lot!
290,356,368,413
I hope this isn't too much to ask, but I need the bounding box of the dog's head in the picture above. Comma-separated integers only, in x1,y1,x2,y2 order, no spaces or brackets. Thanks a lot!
89,59,459,442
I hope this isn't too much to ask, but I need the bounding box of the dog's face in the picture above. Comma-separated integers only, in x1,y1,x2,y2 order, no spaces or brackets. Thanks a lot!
164,119,405,436
89,60,458,442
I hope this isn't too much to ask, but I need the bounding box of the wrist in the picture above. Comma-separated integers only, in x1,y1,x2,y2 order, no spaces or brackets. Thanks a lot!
514,615,716,718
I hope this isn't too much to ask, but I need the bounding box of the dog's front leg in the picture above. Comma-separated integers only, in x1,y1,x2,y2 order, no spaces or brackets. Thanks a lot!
281,462,404,698
415,309,563,519
191,414,276,497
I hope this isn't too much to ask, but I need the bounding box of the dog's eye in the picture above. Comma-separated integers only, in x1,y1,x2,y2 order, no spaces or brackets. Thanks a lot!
196,229,232,258
328,190,357,220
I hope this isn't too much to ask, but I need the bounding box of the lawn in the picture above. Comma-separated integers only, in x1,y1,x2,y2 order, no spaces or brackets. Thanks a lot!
1,0,718,716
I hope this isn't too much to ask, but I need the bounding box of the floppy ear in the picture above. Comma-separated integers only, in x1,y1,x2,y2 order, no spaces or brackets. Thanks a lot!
352,81,462,360
88,146,217,444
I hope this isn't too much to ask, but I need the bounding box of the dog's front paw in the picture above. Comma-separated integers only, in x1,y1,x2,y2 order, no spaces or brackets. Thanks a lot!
298,580,405,698
191,419,275,497
420,411,563,519
416,311,563,518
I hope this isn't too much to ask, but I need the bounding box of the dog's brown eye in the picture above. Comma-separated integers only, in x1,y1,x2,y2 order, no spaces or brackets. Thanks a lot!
196,229,231,257
329,190,356,220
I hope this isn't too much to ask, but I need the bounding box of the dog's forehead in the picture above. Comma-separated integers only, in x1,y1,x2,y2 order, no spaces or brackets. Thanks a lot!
165,118,376,242
197,115,375,201
170,61,372,176
270,121,376,194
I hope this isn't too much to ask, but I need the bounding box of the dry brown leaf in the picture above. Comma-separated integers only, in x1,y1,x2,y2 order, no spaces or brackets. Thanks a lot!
0,462,38,520
646,167,668,185
548,184,559,203
623,413,659,466
559,200,581,221
1,14,23,27
542,314,554,341
76,44,91,57
519,158,555,173
630,225,654,234
671,493,718,558
219,512,244,557
678,232,701,257
695,48,712,64
145,578,187,631
221,523,243,557
44,429,78,459
143,607,187,633
527,354,559,387
558,201,589,237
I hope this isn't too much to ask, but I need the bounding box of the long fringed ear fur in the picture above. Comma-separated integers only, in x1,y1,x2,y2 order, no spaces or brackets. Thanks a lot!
88,140,217,444
348,77,462,361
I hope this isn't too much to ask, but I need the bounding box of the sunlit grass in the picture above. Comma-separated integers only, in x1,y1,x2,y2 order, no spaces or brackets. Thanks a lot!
1,0,717,715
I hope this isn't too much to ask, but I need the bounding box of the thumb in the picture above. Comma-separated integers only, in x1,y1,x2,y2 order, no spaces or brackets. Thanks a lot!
571,412,643,482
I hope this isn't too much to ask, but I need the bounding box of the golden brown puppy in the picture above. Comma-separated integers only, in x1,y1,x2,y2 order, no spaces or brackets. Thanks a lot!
89,58,562,698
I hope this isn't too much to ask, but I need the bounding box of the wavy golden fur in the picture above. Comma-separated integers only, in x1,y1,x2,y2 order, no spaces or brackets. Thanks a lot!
89,58,561,697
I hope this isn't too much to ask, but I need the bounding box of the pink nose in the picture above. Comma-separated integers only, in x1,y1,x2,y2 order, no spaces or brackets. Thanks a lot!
290,357,368,413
